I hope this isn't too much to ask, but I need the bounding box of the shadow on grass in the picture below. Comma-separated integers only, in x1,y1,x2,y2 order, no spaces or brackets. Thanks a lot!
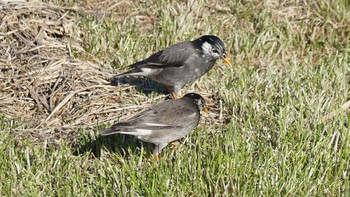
71,75,171,159
72,132,154,159
110,75,170,97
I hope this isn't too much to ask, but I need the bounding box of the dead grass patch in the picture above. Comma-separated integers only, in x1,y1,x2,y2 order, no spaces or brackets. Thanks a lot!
0,1,222,145
0,2,147,144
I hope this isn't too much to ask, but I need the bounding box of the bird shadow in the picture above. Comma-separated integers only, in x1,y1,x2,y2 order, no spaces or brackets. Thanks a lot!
110,75,170,96
72,131,154,159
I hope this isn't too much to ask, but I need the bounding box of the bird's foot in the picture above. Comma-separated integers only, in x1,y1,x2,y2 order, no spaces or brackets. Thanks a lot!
167,86,181,99
171,92,178,99
170,141,180,149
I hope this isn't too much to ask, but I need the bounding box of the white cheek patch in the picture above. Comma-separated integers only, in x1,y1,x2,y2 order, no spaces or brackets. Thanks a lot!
212,53,220,59
201,42,212,55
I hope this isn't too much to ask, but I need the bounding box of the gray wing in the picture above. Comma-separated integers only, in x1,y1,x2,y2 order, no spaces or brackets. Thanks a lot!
100,99,199,136
131,41,197,69
135,100,200,143
129,99,199,129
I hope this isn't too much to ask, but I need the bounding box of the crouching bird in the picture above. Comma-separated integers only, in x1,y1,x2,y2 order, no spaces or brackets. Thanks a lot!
100,93,208,160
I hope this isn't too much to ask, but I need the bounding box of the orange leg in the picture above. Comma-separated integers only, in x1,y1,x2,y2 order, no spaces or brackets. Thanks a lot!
166,86,177,99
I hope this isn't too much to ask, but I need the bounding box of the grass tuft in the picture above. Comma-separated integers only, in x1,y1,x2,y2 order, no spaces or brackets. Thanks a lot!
0,0,349,195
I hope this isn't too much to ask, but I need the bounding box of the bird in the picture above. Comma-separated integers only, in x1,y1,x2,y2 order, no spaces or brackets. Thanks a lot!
114,35,232,98
100,93,208,160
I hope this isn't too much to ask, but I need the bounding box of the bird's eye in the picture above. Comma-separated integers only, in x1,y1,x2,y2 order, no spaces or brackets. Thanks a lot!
212,49,219,53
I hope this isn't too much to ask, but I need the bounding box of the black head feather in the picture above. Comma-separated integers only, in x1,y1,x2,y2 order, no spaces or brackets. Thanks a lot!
183,93,206,110
196,35,227,55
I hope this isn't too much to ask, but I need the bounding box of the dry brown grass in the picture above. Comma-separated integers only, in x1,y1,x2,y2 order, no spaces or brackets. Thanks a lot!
0,1,222,145
0,1,113,144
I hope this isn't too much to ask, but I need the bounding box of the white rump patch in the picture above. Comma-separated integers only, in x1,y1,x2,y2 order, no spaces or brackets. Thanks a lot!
188,113,197,118
135,129,153,135
143,123,169,127
141,68,156,75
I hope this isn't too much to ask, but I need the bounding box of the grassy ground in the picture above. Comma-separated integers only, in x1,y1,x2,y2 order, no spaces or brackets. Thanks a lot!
1,0,349,196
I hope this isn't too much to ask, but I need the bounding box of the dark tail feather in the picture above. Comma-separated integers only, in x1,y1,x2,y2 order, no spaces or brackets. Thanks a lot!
110,68,142,86
100,122,132,136
115,68,141,77
100,127,120,136
115,61,147,77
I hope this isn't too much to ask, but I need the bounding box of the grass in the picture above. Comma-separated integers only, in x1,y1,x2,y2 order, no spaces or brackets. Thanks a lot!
1,0,349,196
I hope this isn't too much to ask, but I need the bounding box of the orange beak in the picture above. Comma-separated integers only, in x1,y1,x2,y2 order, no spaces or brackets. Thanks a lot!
223,53,232,66
203,100,213,113
203,107,209,113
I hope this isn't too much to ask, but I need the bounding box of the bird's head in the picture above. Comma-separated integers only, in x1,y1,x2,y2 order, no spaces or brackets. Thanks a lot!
183,93,208,113
197,35,232,66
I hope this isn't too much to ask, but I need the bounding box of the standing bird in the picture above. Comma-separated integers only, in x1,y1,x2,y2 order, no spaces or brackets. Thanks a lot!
100,93,208,160
115,35,232,98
